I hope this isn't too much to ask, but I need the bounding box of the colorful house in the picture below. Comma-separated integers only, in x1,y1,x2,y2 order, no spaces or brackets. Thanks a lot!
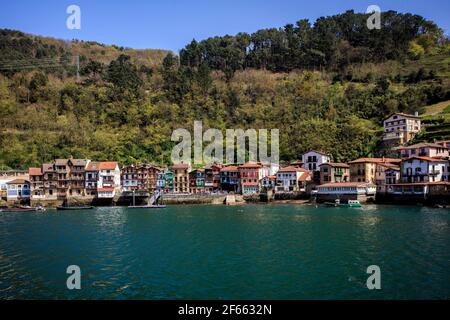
238,162,270,195
164,170,174,192
0,171,28,199
189,169,205,194
121,164,160,192
156,171,166,191
6,179,30,201
204,164,222,192
220,166,240,193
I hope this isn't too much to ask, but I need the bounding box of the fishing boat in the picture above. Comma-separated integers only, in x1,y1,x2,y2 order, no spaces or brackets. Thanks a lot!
56,205,93,210
0,206,46,213
324,199,362,208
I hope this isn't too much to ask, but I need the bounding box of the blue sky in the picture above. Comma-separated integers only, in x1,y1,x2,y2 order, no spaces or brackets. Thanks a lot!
0,0,449,53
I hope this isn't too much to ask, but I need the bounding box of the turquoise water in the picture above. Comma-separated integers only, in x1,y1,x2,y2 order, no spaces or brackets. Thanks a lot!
0,204,449,299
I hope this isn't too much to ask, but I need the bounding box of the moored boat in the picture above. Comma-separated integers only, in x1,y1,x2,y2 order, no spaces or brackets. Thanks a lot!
324,199,362,207
0,206,46,213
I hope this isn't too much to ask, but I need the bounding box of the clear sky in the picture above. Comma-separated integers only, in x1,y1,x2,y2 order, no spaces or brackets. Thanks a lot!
0,0,449,53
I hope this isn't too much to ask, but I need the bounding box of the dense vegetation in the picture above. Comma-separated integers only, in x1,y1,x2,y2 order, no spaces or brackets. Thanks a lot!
0,10,449,169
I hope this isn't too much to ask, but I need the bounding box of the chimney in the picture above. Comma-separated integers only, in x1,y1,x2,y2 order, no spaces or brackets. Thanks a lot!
414,111,419,117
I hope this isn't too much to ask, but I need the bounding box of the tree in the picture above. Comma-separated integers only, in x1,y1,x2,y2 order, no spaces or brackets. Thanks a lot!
105,54,142,98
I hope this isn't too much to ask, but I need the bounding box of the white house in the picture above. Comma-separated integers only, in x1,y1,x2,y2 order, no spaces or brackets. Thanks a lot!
260,175,276,190
275,166,310,193
396,142,449,158
400,156,448,183
383,112,421,144
97,162,121,198
302,151,332,172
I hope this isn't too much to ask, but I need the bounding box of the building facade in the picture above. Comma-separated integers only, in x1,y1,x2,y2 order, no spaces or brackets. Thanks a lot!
239,162,270,195
275,166,310,193
189,169,205,194
302,150,331,172
6,179,30,201
29,167,44,200
349,158,401,184
396,143,449,158
171,163,190,193
319,163,350,184
220,166,240,192
400,156,448,183
383,112,421,144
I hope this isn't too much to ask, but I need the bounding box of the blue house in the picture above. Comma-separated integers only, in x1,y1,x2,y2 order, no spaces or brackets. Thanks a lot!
6,179,30,201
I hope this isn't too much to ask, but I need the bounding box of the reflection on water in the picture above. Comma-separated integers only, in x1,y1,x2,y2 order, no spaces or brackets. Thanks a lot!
0,204,449,299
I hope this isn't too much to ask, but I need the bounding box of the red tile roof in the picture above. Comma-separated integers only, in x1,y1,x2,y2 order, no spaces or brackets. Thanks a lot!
6,179,29,185
85,162,100,171
239,162,263,169
171,163,190,169
402,156,446,162
319,162,349,168
99,162,118,170
298,172,310,181
278,166,307,172
348,158,401,164
28,167,42,176
221,166,239,171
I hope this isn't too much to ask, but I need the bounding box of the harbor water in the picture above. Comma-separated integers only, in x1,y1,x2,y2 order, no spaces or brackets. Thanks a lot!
0,204,449,299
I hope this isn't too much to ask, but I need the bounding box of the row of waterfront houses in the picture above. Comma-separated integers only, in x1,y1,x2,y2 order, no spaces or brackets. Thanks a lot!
1,112,449,204
1,141,448,203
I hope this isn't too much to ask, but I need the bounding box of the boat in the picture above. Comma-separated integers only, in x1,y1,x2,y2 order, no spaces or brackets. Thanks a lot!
56,205,93,210
324,199,362,208
0,206,46,213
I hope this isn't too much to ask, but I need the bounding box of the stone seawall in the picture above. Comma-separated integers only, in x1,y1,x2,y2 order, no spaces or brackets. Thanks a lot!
161,194,228,205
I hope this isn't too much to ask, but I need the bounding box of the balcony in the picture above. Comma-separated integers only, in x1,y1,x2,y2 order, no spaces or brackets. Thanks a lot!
383,131,404,140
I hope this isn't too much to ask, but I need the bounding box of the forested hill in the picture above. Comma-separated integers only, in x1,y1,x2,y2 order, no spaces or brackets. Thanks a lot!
0,10,449,169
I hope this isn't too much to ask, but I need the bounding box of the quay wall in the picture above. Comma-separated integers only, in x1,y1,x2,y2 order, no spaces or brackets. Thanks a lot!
315,194,375,204
160,193,228,205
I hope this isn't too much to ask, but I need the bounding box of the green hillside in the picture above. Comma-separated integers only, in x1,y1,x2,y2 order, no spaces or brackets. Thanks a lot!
0,10,449,169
